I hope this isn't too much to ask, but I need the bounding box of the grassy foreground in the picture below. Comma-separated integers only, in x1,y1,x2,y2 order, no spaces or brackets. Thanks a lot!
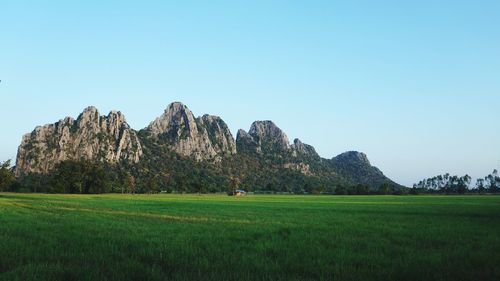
0,194,499,281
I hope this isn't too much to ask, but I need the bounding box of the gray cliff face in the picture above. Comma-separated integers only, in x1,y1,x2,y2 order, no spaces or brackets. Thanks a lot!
15,106,143,176
283,162,312,175
237,121,318,158
235,121,291,154
291,138,319,158
145,102,236,161
199,115,237,156
236,122,319,175
236,129,261,154
248,121,291,151
146,102,198,139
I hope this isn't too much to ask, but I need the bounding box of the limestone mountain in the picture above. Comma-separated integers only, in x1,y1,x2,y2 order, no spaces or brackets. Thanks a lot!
236,129,262,154
15,106,143,176
236,121,320,159
330,151,390,188
235,121,398,189
142,102,236,161
291,138,320,158
14,101,401,192
199,114,237,157
236,121,318,157
247,121,291,152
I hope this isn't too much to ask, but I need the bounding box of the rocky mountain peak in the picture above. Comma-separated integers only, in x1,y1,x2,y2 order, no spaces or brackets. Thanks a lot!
16,106,142,176
82,106,99,115
14,102,400,189
334,151,371,165
330,151,394,188
78,106,99,122
144,102,236,161
236,129,251,140
107,110,126,125
238,121,320,156
200,114,219,123
293,138,305,148
291,138,319,157
104,111,129,140
147,102,197,138
248,121,290,151
199,114,237,156
108,110,125,121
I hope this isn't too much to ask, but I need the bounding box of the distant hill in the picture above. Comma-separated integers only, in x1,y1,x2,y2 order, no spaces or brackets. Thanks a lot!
15,102,401,193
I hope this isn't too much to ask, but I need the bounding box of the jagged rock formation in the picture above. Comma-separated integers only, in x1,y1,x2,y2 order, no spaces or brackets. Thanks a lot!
15,101,400,190
236,129,262,154
144,102,236,161
237,122,320,176
291,138,319,158
247,121,291,152
199,115,237,157
235,121,397,188
15,106,143,176
237,122,318,157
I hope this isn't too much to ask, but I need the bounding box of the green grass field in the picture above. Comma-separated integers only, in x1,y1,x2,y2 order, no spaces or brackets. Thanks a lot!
0,193,499,281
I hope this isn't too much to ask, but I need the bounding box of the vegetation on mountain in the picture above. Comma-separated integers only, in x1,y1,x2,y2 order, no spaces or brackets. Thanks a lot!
10,102,402,194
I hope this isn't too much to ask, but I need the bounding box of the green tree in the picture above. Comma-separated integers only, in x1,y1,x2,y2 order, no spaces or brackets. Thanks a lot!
485,170,499,193
85,163,111,194
378,182,392,195
475,178,486,194
457,175,471,194
352,184,370,195
126,174,136,194
50,160,110,194
0,160,15,192
227,176,240,195
335,185,348,195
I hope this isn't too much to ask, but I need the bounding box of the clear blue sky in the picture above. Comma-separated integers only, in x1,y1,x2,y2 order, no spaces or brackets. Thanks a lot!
1,0,499,186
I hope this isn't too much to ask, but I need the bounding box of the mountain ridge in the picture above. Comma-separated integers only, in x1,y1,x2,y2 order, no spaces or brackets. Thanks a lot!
16,106,143,176
15,102,401,191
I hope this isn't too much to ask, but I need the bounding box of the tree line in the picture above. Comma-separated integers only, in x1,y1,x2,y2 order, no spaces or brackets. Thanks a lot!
412,170,500,194
2,158,499,195
0,160,134,194
1,159,399,195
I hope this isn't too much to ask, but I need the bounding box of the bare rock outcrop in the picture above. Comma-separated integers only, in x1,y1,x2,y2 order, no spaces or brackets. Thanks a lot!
236,129,261,154
291,138,319,158
13,101,401,189
199,114,237,156
15,107,143,176
283,162,312,175
237,121,292,154
237,121,319,159
249,121,291,151
145,102,236,161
